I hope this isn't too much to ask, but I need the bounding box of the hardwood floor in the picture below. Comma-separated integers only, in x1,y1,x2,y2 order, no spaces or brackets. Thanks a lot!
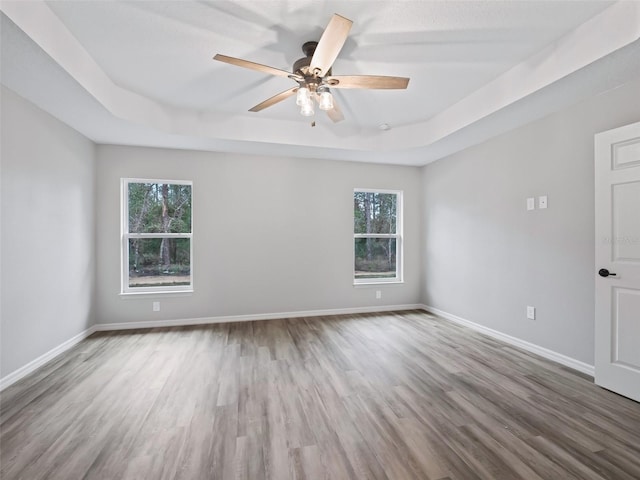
1,310,639,479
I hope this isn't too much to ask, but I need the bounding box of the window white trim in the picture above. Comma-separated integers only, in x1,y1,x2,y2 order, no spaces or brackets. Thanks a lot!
354,187,402,194
126,233,191,238
353,189,403,285
121,178,193,294
354,234,399,239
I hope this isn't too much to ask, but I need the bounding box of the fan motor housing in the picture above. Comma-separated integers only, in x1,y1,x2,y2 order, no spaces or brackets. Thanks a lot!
293,41,331,77
293,56,312,75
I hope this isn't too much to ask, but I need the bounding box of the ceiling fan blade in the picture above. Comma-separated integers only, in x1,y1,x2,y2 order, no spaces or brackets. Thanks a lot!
326,101,345,123
249,87,298,112
309,14,353,77
214,54,292,78
326,75,410,89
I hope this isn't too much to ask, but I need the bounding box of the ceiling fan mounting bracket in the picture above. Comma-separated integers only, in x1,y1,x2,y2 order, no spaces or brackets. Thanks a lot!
301,41,318,57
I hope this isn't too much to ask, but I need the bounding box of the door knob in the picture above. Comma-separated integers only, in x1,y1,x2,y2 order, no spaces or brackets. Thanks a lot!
598,268,617,278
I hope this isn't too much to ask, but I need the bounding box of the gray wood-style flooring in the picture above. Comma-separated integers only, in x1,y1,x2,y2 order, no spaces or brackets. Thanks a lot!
1,310,639,479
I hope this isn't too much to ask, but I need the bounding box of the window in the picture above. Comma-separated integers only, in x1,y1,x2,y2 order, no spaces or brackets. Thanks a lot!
354,189,402,283
122,179,192,293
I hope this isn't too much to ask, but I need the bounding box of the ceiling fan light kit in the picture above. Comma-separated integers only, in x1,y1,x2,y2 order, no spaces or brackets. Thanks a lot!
318,89,334,111
300,101,315,117
296,87,310,106
213,13,409,123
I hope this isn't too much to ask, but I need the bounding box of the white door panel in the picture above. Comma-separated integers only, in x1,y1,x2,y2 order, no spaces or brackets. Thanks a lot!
612,288,640,368
595,121,640,402
612,181,640,261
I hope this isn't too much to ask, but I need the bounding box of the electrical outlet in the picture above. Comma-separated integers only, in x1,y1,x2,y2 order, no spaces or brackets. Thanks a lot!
153,301,160,312
526,306,535,320
539,195,548,209
376,290,382,300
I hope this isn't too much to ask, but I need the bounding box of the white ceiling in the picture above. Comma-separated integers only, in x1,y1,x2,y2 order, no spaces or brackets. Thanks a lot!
1,1,639,165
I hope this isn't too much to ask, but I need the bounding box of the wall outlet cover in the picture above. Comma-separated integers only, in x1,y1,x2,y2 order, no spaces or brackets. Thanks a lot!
539,195,548,209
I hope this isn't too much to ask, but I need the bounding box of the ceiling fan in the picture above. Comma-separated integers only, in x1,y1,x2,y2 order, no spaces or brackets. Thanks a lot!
213,14,410,123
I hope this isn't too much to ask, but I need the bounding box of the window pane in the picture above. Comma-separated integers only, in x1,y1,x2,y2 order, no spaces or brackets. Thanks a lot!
354,192,397,234
128,238,191,288
128,183,192,234
354,238,397,279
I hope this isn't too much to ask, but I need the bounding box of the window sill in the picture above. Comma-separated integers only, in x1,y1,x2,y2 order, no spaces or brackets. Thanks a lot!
353,281,404,287
119,290,193,299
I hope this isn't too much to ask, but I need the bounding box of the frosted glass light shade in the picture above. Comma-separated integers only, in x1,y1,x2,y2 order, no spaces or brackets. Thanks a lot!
296,87,311,106
300,102,315,116
318,91,334,111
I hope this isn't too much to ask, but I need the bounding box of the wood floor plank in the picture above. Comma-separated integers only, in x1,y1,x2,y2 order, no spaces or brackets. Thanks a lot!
2,310,639,479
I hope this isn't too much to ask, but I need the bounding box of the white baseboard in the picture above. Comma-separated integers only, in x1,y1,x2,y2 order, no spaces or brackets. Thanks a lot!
421,305,595,377
0,325,98,392
95,304,425,332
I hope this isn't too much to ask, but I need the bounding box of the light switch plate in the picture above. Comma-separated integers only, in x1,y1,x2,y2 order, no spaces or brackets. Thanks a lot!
527,197,535,211
539,195,548,209
153,301,160,312
527,306,535,320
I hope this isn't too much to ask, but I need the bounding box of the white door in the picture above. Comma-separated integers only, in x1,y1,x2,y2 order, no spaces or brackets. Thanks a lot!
595,121,640,402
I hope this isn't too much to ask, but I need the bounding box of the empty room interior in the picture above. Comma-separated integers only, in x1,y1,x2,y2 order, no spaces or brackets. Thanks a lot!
1,1,640,479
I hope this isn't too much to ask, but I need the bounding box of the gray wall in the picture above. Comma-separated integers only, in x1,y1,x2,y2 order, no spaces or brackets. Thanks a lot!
95,146,422,325
421,78,640,365
1,87,96,377
3,73,638,379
